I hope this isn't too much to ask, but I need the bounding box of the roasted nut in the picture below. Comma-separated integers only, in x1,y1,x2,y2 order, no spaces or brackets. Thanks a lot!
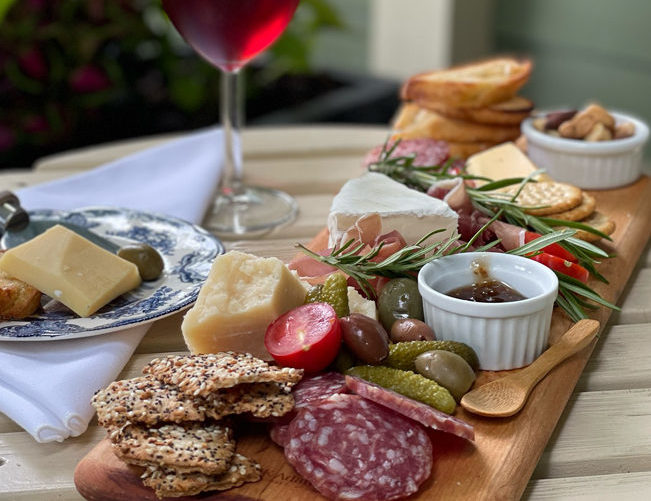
584,122,613,142
532,117,547,132
614,121,636,139
558,104,615,139
544,109,577,130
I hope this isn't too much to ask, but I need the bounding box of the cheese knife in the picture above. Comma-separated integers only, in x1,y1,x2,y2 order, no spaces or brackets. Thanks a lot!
0,190,119,252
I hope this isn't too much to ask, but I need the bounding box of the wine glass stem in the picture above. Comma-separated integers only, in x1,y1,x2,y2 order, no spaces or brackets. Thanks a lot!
219,69,243,197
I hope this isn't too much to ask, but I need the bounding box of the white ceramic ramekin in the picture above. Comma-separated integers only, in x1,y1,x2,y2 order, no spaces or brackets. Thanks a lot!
418,252,558,371
521,111,649,190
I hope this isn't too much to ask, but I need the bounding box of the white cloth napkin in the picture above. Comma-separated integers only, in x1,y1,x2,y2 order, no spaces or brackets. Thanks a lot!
0,127,223,442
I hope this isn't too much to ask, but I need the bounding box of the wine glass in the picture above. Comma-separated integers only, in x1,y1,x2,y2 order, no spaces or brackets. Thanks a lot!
162,0,300,235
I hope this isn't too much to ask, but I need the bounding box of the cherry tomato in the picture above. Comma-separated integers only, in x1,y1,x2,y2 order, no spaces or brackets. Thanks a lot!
530,252,589,283
265,303,342,372
524,231,577,262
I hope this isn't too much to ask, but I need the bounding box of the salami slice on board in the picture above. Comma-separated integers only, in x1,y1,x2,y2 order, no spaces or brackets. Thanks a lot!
270,372,348,448
292,372,348,409
363,138,450,169
345,375,475,441
284,393,432,500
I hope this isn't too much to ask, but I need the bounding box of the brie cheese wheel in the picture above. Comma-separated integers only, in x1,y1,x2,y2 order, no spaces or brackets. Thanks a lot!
327,172,458,247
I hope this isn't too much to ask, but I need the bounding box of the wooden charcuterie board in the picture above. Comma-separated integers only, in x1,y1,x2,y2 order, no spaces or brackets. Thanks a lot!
75,177,651,501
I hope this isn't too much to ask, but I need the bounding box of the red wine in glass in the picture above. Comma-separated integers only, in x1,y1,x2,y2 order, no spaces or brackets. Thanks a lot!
163,0,300,234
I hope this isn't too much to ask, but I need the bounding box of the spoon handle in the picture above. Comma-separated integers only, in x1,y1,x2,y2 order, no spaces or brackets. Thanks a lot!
514,319,600,391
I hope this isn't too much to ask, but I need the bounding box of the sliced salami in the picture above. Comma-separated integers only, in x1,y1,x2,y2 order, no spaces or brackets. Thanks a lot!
292,372,348,409
285,393,432,500
345,375,475,441
363,138,450,169
270,423,291,447
270,372,348,448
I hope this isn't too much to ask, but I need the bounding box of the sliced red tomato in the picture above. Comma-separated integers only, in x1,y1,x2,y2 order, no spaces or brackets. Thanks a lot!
265,303,342,373
525,231,577,262
530,252,589,283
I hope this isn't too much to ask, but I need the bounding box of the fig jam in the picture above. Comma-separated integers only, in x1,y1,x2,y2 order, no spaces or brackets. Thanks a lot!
446,280,526,303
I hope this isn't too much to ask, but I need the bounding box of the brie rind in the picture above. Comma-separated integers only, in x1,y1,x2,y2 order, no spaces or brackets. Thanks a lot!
327,172,458,247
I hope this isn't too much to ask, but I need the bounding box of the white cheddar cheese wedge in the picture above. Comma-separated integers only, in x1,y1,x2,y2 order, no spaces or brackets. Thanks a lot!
465,142,552,185
181,251,307,361
327,172,458,248
0,224,141,317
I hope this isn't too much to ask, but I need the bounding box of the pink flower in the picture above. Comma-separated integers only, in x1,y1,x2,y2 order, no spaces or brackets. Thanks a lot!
0,125,16,152
69,65,111,93
27,0,46,10
18,48,48,80
23,115,49,134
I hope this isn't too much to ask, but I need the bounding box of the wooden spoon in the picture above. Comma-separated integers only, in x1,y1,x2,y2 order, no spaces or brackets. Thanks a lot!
460,319,600,417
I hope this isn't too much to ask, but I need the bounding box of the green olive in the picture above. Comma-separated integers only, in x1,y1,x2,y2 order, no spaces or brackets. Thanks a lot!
118,244,164,281
414,350,476,401
377,278,423,332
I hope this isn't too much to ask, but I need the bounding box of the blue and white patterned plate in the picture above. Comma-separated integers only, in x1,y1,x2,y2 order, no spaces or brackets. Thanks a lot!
0,207,224,341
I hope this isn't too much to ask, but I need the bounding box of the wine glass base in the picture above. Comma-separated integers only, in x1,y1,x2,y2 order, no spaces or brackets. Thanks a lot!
210,186,298,236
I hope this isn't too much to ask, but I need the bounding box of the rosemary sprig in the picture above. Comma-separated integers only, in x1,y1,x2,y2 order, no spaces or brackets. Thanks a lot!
297,230,460,298
366,139,616,320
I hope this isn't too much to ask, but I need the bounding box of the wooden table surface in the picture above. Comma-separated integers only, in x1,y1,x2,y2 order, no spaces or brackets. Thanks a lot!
0,125,650,500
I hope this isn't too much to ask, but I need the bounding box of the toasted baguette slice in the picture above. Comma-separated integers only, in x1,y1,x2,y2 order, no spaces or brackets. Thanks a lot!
0,253,41,320
401,57,532,108
392,104,521,143
421,96,534,125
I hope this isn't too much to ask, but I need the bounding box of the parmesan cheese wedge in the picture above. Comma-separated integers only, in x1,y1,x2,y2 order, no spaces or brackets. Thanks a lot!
181,251,307,361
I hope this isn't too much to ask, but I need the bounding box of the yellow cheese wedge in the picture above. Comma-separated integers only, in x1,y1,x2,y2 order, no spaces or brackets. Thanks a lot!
0,225,141,317
465,142,552,185
181,251,307,361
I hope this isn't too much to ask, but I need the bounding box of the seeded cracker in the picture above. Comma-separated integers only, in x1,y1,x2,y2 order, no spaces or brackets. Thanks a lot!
92,376,205,427
501,181,583,216
93,376,295,427
141,453,262,499
110,422,235,475
207,382,295,420
143,352,303,397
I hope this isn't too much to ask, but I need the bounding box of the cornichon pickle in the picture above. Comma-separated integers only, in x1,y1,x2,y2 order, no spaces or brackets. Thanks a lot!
305,273,349,317
386,340,479,371
346,365,456,414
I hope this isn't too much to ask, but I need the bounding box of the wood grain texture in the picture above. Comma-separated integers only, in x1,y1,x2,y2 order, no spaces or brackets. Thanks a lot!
71,177,651,501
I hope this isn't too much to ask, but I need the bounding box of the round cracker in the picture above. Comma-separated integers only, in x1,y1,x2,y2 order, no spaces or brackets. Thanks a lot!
546,192,596,221
502,182,583,215
570,211,616,242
